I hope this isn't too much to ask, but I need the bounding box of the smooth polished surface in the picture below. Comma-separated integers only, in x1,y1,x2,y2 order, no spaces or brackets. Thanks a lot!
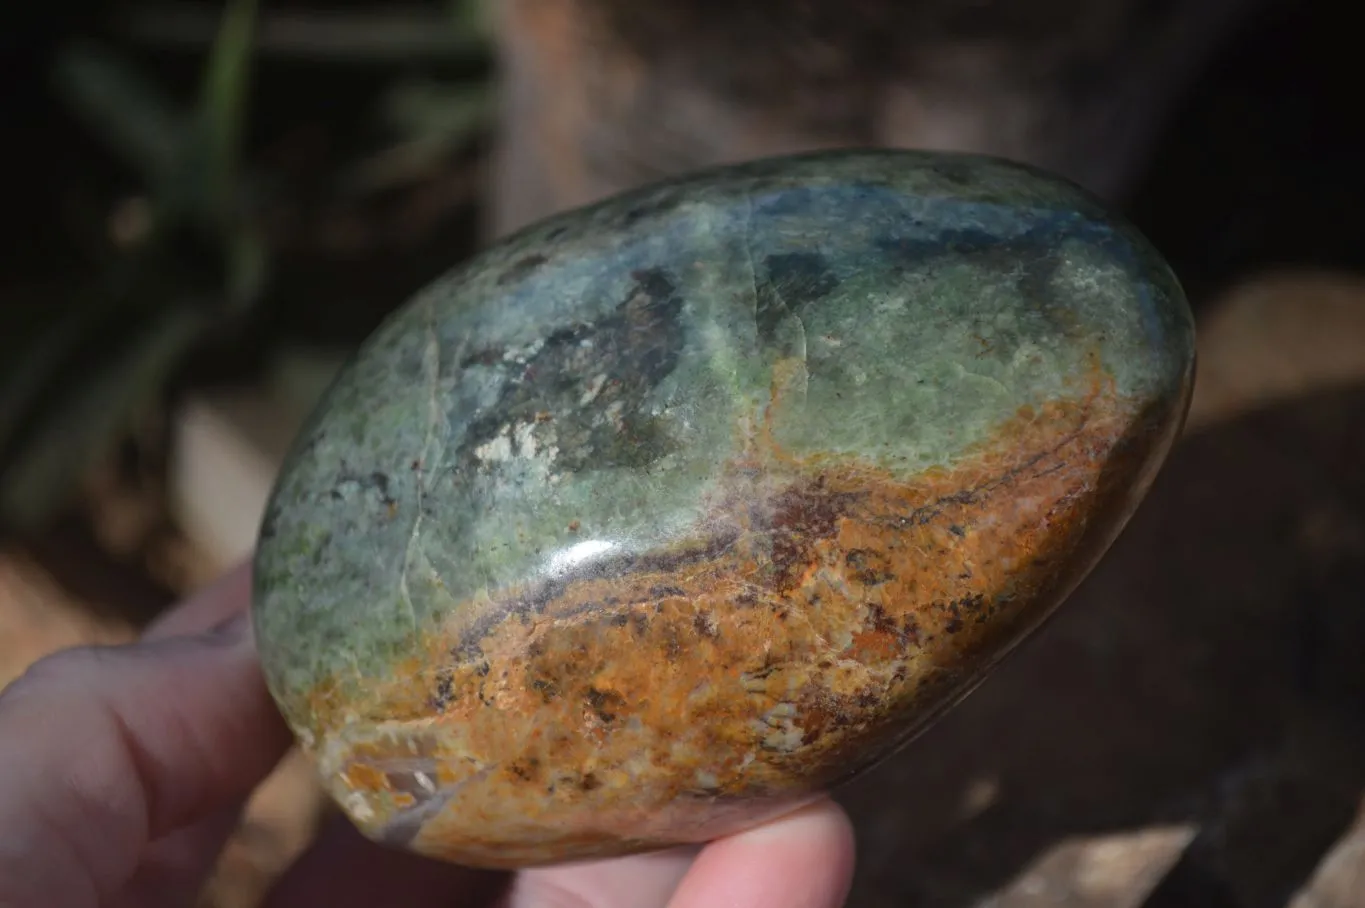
252,149,1195,868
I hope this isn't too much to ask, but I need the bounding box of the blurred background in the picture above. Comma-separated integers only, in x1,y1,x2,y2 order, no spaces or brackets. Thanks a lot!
1,0,1363,905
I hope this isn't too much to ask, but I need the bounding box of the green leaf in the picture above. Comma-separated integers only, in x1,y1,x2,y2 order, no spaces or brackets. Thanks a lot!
447,0,493,42
1,0,270,532
51,42,187,188
124,5,486,63
0,301,210,532
191,0,259,216
344,79,493,193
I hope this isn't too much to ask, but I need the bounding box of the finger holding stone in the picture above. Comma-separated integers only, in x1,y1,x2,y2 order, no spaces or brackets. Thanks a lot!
499,844,699,908
665,798,856,908
0,571,291,907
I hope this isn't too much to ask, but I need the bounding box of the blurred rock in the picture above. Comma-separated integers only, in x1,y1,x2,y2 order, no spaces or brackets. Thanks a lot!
488,0,1257,236
1188,270,1365,430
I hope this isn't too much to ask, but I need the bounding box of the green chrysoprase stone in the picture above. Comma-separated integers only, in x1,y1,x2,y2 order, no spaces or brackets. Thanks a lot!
253,150,1195,868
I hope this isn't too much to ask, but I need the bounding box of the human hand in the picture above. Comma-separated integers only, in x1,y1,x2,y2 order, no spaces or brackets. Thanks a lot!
0,563,857,908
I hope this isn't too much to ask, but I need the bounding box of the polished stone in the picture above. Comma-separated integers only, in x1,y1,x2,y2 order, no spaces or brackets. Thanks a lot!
252,149,1195,868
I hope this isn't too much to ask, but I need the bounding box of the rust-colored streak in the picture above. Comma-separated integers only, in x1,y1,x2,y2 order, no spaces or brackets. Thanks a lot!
300,376,1159,868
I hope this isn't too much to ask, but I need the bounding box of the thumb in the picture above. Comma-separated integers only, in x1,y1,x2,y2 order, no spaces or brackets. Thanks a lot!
0,571,291,907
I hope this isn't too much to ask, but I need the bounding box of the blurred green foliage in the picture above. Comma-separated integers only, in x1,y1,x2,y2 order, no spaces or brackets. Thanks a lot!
0,1,493,533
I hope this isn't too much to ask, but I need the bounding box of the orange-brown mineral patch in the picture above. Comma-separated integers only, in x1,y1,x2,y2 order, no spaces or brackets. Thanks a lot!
298,373,1167,868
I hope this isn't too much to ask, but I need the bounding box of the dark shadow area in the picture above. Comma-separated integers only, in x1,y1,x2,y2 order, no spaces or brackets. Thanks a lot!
838,380,1365,906
1128,0,1365,300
